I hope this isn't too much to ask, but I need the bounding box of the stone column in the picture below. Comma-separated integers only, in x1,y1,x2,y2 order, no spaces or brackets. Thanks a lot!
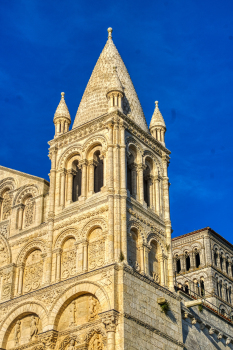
0,197,3,221
138,164,145,205
139,246,145,274
75,242,82,273
40,330,58,350
67,169,74,203
222,257,227,273
107,121,114,263
204,233,212,266
17,264,24,295
41,253,47,285
83,241,88,272
114,121,121,261
144,245,150,275
88,160,95,195
81,160,88,199
18,204,24,230
35,195,43,226
101,310,119,350
159,254,165,287
155,175,160,215
46,146,58,285
55,249,62,281
60,169,66,207
120,122,127,261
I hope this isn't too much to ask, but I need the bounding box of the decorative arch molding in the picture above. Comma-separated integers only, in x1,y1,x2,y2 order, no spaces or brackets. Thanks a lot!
13,184,39,206
0,234,11,266
57,145,82,169
58,334,80,350
172,249,183,257
49,281,111,329
85,325,106,343
16,239,47,265
182,246,192,255
0,301,49,348
126,137,143,161
82,218,108,240
143,149,163,175
191,242,202,251
147,232,165,253
127,220,146,244
82,135,107,158
53,228,80,249
0,177,16,196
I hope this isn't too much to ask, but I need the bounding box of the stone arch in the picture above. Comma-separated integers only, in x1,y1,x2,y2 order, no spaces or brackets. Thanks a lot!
127,220,146,244
57,145,83,169
0,301,48,348
49,281,111,330
16,240,47,265
143,150,163,175
126,137,143,163
13,185,39,206
85,325,106,343
0,177,16,197
82,218,108,240
147,232,165,253
53,228,79,250
0,234,11,267
82,135,107,159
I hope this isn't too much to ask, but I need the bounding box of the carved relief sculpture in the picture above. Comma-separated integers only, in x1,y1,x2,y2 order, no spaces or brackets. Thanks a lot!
24,198,35,228
2,190,12,220
14,320,21,346
89,334,104,350
23,250,43,293
89,296,98,321
61,238,76,279
30,316,39,341
0,240,7,267
88,228,105,270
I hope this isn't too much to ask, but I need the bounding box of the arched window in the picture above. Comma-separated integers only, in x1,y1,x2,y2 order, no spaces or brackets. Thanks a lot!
214,250,218,266
184,282,189,294
195,249,200,268
185,253,190,271
219,281,223,299
127,148,137,198
216,278,219,297
226,259,229,274
220,308,226,316
200,278,205,297
94,151,103,193
143,159,153,208
72,160,82,202
229,287,232,304
127,162,132,195
128,228,140,271
1,188,12,221
220,253,223,270
226,285,229,302
149,240,160,283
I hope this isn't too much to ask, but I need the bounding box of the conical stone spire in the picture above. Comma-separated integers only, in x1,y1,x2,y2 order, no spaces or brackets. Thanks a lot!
149,101,166,145
54,92,71,136
73,28,148,132
54,92,71,122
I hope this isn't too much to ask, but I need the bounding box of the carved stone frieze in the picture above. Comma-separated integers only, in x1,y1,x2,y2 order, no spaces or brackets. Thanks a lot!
0,220,9,238
40,330,58,349
127,208,165,237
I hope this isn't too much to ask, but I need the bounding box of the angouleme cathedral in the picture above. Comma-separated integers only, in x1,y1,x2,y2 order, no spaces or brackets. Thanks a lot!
0,28,233,350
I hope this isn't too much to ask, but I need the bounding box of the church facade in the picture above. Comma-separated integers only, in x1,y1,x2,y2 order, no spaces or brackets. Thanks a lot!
0,28,232,350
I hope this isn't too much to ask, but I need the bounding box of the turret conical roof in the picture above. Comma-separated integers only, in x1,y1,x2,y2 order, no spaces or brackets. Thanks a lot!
149,101,166,129
72,28,148,132
54,92,71,122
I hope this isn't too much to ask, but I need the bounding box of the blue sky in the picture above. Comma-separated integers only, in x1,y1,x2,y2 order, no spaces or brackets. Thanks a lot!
0,0,233,240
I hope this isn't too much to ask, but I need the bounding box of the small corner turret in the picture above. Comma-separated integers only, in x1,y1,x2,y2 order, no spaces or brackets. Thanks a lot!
53,92,71,137
149,101,166,146
106,66,124,114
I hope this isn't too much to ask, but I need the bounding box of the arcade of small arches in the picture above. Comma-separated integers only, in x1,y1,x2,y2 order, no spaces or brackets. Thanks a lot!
126,143,164,216
215,273,232,305
213,247,233,278
0,282,114,350
176,276,205,298
174,248,201,274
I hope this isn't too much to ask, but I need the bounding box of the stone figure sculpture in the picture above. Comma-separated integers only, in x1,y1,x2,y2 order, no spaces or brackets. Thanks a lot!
89,296,98,320
69,301,76,326
67,339,76,350
30,316,38,340
14,320,21,345
89,334,103,350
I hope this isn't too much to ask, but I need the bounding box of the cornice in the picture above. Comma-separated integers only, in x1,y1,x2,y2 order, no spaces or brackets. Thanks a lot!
0,165,49,186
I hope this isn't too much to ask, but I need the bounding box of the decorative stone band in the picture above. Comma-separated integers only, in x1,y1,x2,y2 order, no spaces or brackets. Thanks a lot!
100,309,120,332
124,313,185,348
39,330,58,349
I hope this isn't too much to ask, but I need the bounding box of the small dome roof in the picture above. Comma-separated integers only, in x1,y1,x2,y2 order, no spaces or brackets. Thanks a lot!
149,101,166,129
54,92,71,122
107,66,124,94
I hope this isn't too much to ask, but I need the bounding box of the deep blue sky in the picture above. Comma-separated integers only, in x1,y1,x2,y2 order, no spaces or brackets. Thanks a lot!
0,0,233,240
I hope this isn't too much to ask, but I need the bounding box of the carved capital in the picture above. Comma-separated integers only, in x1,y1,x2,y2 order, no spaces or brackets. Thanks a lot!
226,338,232,345
53,248,63,255
100,309,119,332
209,327,215,335
40,330,58,349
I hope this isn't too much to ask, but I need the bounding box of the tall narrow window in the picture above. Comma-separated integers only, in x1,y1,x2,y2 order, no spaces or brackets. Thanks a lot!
72,162,82,202
143,165,150,207
185,254,190,271
229,287,231,304
200,278,205,297
226,285,229,302
219,281,222,298
226,259,229,274
195,250,200,268
214,251,218,266
220,254,223,270
127,162,132,195
176,258,181,274
94,151,103,193
217,280,219,297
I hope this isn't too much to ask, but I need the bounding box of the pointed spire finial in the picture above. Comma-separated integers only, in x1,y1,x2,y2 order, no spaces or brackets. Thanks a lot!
155,101,159,108
108,27,113,39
